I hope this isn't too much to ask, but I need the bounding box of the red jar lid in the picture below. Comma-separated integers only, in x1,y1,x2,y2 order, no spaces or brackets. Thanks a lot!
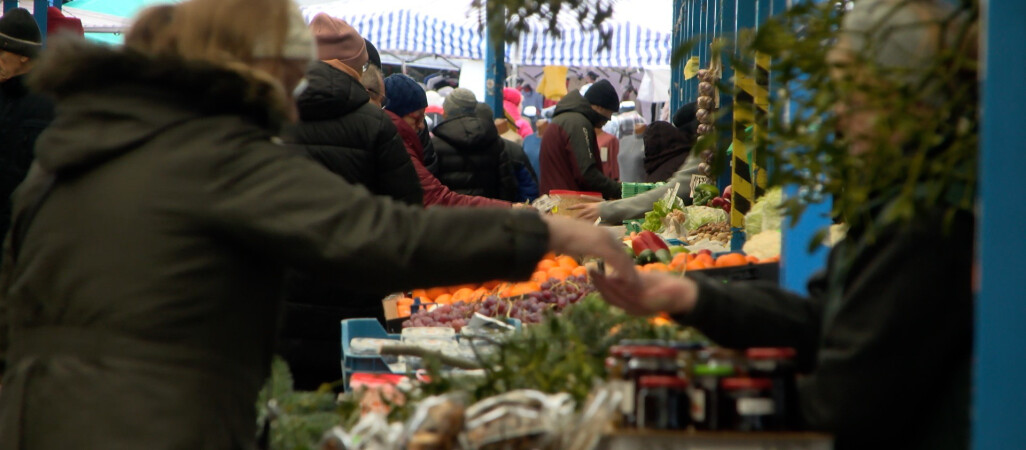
639,375,689,388
611,345,677,358
745,347,796,360
721,377,773,391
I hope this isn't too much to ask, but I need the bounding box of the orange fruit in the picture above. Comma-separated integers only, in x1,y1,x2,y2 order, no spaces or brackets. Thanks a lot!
745,255,760,264
452,288,474,302
762,256,780,263
410,289,429,300
481,280,501,290
695,253,715,267
669,253,689,271
425,287,449,301
651,262,673,272
397,304,412,317
536,259,557,271
556,255,579,270
530,270,549,283
571,266,588,277
715,253,748,268
470,288,489,302
397,297,414,307
685,260,708,271
542,252,557,261
547,266,572,280
496,283,514,297
434,293,453,305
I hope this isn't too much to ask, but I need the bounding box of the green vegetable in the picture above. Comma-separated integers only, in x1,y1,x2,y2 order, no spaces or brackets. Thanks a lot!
655,249,672,264
745,187,785,236
683,205,729,232
669,245,689,255
641,196,685,232
693,184,720,206
636,249,658,265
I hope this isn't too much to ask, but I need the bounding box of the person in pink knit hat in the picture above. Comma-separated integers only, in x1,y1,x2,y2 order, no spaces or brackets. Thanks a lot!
503,87,534,139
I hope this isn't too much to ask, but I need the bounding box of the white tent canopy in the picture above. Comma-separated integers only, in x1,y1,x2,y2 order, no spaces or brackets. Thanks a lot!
299,0,672,68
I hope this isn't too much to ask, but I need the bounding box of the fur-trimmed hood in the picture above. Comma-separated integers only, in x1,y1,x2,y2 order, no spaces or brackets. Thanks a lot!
27,38,293,173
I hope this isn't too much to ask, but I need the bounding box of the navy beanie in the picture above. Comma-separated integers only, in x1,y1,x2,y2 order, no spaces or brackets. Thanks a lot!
384,74,428,117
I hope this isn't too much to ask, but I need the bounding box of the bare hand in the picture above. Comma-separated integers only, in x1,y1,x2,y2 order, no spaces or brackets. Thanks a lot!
590,269,698,316
542,215,638,287
566,202,603,221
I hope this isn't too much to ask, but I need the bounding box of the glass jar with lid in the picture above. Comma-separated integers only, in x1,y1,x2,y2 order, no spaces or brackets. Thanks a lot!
746,347,797,430
636,375,691,430
721,377,777,431
689,362,735,430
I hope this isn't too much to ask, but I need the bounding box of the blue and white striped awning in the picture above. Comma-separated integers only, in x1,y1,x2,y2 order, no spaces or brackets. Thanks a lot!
299,0,671,68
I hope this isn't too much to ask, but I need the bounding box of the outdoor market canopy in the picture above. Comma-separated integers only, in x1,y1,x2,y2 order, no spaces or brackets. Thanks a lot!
298,0,672,68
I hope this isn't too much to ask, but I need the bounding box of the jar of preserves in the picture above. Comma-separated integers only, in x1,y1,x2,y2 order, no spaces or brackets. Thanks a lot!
745,347,797,430
615,346,678,427
636,375,691,430
721,377,777,431
689,362,735,430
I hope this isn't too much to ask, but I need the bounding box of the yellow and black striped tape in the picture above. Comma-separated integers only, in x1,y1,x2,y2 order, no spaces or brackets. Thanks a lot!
730,53,770,229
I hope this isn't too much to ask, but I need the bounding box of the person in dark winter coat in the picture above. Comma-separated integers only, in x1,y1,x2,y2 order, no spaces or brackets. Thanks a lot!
642,121,695,183
284,14,421,206
475,102,539,203
279,19,422,389
0,1,637,448
384,73,512,208
430,88,518,201
538,79,621,199
0,8,52,241
591,2,973,449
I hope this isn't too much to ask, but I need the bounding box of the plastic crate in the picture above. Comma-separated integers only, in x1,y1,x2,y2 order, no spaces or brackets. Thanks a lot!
696,261,780,285
341,319,401,390
342,317,523,390
621,182,663,199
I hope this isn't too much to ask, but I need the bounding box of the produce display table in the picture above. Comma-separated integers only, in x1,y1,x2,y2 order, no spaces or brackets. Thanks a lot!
598,429,833,450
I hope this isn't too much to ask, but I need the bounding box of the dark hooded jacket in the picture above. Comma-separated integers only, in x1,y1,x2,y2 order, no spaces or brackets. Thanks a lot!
284,61,422,205
674,206,973,450
430,115,518,201
538,90,621,199
0,74,53,240
643,121,693,182
0,41,548,449
279,62,426,389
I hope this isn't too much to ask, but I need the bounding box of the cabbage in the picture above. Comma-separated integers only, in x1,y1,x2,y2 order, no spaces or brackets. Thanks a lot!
745,187,785,236
683,206,728,232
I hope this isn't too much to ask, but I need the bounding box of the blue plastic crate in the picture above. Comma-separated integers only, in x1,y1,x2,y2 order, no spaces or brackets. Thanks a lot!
340,319,400,389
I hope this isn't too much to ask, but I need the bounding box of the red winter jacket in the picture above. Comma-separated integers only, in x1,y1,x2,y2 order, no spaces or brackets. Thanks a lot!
386,110,512,208
538,91,621,199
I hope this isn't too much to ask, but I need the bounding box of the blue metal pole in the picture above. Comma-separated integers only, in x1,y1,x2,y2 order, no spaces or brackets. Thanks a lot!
483,2,505,119
33,0,46,45
974,0,1026,447
54,0,60,11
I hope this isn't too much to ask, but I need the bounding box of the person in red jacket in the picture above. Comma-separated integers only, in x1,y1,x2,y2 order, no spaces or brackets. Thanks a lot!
538,79,621,199
379,73,513,208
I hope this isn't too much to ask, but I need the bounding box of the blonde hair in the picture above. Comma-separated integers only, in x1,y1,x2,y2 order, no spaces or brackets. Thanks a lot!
124,4,176,53
153,0,293,65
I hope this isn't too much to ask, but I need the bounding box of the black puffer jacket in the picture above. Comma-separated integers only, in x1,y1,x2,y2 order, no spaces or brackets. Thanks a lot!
0,75,53,240
285,61,422,205
280,62,423,389
430,115,518,201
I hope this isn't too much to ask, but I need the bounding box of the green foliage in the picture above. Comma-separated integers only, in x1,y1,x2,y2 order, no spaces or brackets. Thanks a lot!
420,293,706,406
256,357,341,450
642,196,684,232
686,0,978,249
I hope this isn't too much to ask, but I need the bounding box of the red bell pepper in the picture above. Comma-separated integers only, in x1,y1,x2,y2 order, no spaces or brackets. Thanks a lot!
631,230,670,256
